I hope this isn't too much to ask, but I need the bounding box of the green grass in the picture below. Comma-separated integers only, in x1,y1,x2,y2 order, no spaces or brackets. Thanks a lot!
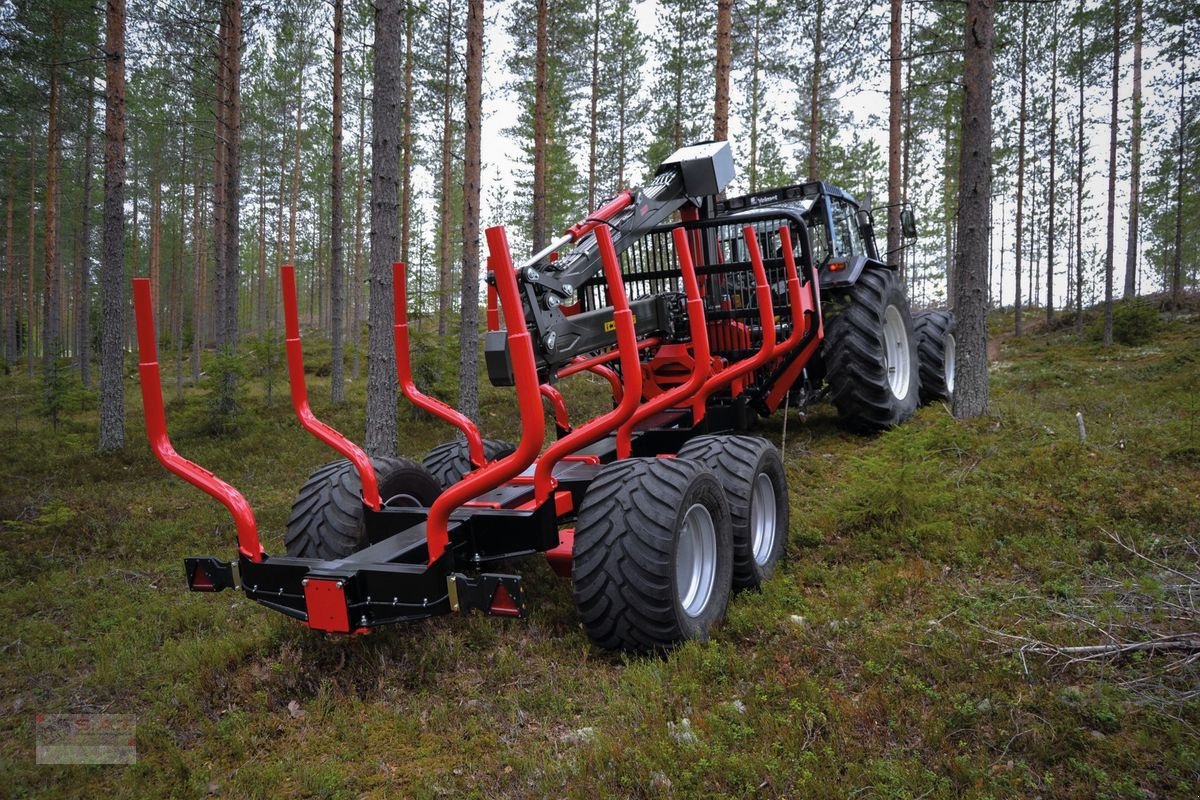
2,309,1198,799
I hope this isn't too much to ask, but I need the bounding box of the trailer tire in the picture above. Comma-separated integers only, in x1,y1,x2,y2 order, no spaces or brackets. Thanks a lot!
572,458,733,652
675,435,789,590
912,309,956,403
820,267,920,432
285,457,442,560
422,438,516,490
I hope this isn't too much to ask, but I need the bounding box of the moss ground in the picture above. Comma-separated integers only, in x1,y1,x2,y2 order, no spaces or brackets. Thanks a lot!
1,307,1197,798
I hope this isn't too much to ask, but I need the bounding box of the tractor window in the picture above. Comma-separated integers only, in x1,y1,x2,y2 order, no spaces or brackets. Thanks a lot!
806,217,831,265
830,199,865,257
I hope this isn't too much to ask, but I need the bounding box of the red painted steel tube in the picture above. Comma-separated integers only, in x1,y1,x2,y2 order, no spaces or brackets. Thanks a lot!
585,364,623,404
557,338,659,379
132,278,264,562
563,191,633,242
693,225,778,410
540,384,571,433
392,261,486,468
534,226,642,503
281,266,381,511
424,227,545,564
616,226,711,458
775,226,809,354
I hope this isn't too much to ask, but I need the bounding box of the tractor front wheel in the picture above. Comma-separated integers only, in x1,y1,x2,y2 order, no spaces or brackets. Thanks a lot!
572,458,733,651
913,309,956,404
284,457,442,560
820,267,920,432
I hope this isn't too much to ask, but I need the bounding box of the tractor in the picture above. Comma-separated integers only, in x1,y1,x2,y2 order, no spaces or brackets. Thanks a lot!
134,141,954,651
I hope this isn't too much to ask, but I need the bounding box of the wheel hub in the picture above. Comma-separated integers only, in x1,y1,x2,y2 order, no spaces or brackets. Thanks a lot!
676,503,718,617
882,305,911,400
750,473,777,566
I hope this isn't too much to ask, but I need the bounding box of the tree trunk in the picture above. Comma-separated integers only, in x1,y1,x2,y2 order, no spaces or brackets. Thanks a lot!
27,132,36,378
99,0,127,451
1122,0,1142,299
399,3,414,265
436,0,453,338
587,0,601,210
1046,4,1058,322
289,55,304,264
886,0,903,263
1013,2,1027,336
748,13,761,191
1101,0,1120,347
256,150,266,339
713,0,733,142
77,100,95,387
531,0,549,250
951,0,994,420
1170,21,1186,307
191,160,202,383
353,62,367,380
365,0,403,458
807,0,823,181
331,0,346,404
458,0,484,425
4,170,15,364
43,27,62,376
1074,0,1084,331
213,0,242,419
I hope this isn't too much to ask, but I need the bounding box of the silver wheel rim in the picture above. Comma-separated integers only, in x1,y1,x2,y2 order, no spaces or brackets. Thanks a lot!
750,473,777,566
383,491,422,508
676,502,718,618
882,305,911,400
944,333,956,395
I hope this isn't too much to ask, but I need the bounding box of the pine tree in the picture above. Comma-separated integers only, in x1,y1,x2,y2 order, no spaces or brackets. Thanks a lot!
99,0,127,451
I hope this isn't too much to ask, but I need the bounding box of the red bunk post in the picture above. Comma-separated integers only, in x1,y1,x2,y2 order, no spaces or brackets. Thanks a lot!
132,278,264,563
423,227,545,564
280,265,381,511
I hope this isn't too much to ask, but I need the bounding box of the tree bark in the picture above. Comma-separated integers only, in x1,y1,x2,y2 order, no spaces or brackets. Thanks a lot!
365,0,403,458
27,132,36,378
807,0,823,181
458,0,484,425
4,170,15,364
353,59,367,380
1170,20,1186,307
399,3,414,265
1013,2,1027,335
43,19,63,376
1074,0,1084,331
99,0,127,451
531,0,549,251
951,0,993,420
436,0,453,338
77,99,95,387
713,0,733,142
1046,4,1058,322
1122,0,1142,299
289,53,305,264
587,0,601,210
331,0,346,404
886,0,902,263
1102,0,1119,347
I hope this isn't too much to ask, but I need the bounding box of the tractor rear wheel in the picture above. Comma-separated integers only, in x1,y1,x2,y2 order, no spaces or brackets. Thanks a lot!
820,267,920,432
912,309,956,403
285,457,442,560
675,435,789,590
422,438,516,490
572,458,733,651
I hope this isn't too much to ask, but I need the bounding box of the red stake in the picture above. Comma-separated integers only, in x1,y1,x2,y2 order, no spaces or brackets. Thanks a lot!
132,278,264,562
281,266,381,511
424,227,545,564
393,262,486,468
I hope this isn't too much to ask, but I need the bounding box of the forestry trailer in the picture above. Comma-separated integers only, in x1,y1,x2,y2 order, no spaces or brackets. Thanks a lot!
134,141,954,651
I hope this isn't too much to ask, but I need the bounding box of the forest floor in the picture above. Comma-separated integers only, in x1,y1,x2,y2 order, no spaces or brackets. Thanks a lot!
1,302,1198,799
